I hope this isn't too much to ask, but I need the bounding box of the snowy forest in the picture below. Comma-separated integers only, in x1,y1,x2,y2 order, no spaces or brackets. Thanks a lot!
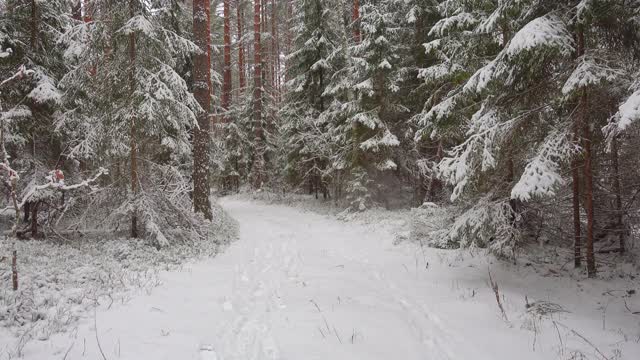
1,0,640,359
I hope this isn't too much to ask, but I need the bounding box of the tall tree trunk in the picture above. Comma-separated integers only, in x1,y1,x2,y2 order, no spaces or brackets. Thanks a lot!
252,0,264,189
572,122,582,267
192,0,213,219
83,0,92,22
72,0,82,21
571,24,585,268
129,0,139,238
222,0,232,119
611,135,624,253
271,0,278,101
426,139,444,202
237,0,246,94
12,250,18,291
30,0,37,50
352,0,360,43
583,89,595,277
577,27,596,277
285,0,292,82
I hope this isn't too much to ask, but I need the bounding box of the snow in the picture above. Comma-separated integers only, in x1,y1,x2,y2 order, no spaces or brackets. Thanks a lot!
118,15,155,36
505,16,574,58
465,15,574,94
2,198,639,360
562,56,620,95
429,12,477,37
616,89,640,131
511,130,572,202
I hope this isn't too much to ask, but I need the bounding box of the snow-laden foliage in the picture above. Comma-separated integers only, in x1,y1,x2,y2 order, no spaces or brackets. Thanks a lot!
53,0,205,245
511,129,573,201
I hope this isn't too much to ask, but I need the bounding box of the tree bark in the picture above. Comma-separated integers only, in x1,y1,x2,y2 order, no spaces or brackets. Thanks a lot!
572,125,582,268
30,201,38,237
129,0,139,237
582,90,595,277
576,27,596,277
611,135,624,253
252,0,264,189
426,139,444,202
72,0,82,21
352,0,360,43
83,0,92,22
30,0,37,50
271,0,278,100
285,0,293,82
12,250,18,291
222,0,232,119
192,0,213,219
237,0,246,94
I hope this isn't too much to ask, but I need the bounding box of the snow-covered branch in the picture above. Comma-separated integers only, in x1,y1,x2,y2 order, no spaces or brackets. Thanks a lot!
18,167,109,209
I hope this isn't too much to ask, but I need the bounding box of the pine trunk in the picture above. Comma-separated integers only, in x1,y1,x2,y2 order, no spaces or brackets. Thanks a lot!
12,250,18,291
192,0,213,219
271,0,278,100
129,0,139,238
83,0,92,22
30,0,37,49
572,124,582,267
572,25,585,268
72,1,81,21
253,0,264,189
611,136,624,253
237,1,246,94
577,28,596,277
583,90,595,277
222,0,232,118
352,0,360,43
285,0,292,82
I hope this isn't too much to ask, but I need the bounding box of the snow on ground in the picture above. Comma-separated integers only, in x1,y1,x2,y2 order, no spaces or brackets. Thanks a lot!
3,197,640,360
0,203,237,359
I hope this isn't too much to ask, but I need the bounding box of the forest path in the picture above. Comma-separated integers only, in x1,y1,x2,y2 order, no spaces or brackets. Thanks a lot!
20,198,548,360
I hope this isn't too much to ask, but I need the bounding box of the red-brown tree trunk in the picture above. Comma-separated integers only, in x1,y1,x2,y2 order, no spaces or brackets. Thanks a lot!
237,0,246,94
352,0,361,43
192,0,213,219
271,0,278,100
611,136,624,253
252,0,264,189
285,0,292,82
129,0,139,238
83,0,92,22
72,0,82,21
222,0,232,119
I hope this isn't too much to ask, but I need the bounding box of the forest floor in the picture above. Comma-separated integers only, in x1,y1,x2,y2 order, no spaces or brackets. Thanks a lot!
2,196,640,360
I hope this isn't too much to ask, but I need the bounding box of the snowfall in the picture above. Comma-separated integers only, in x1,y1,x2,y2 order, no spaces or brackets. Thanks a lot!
1,197,639,360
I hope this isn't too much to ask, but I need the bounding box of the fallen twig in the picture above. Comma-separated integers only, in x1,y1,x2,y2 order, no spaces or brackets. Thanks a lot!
624,299,640,315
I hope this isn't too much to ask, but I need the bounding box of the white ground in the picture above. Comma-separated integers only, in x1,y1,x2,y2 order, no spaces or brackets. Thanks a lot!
9,198,640,360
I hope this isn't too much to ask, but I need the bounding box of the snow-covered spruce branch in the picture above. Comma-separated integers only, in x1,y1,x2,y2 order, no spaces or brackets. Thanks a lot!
0,65,35,89
17,168,109,210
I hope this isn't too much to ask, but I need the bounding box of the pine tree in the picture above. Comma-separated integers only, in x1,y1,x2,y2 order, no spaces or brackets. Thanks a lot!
58,0,205,245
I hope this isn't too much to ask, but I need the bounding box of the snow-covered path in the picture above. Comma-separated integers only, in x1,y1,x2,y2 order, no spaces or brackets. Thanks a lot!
15,198,632,360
